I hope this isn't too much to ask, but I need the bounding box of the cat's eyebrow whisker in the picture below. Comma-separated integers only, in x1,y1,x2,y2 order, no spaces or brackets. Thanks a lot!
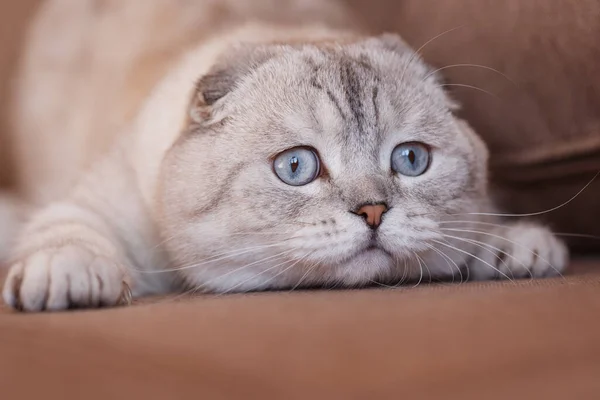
437,83,501,100
432,239,513,281
423,64,520,88
440,227,565,278
399,25,465,89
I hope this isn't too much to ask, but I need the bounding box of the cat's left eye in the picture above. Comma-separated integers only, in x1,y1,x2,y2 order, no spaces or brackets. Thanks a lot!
391,142,431,176
273,147,321,186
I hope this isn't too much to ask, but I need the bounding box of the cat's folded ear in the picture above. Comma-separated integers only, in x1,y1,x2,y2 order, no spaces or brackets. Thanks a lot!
189,45,279,124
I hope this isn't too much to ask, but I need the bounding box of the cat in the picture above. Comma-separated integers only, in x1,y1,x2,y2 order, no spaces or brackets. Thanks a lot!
1,0,568,312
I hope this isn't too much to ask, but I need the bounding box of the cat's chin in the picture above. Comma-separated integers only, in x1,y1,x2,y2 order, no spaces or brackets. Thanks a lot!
336,248,397,285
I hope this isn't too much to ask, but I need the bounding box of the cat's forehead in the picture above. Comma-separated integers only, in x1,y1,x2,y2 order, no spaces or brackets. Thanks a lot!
235,44,455,151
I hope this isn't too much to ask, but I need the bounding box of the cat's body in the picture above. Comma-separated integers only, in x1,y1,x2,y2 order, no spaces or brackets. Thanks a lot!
1,0,567,311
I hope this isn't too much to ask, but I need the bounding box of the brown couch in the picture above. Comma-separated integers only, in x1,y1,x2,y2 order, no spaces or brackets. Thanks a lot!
1,2,599,399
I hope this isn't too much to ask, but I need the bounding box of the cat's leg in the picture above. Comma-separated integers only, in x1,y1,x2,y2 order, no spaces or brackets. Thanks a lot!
466,222,569,280
2,201,133,311
2,153,173,312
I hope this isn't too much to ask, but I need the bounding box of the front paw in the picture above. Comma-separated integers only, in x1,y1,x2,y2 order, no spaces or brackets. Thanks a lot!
3,244,130,312
470,223,569,280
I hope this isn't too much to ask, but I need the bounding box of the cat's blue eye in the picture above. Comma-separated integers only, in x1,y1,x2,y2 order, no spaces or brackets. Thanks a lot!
391,142,430,176
273,147,321,186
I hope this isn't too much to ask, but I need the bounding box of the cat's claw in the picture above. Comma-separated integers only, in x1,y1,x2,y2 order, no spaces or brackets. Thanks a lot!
3,244,129,312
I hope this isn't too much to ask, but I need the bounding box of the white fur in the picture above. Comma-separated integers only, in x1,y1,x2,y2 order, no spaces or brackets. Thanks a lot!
1,1,569,311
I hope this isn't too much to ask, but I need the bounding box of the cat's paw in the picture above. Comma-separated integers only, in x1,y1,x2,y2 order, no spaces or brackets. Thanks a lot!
3,244,130,312
469,223,569,280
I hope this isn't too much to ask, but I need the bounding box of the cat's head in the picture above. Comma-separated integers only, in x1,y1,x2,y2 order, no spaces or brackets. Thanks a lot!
158,34,489,292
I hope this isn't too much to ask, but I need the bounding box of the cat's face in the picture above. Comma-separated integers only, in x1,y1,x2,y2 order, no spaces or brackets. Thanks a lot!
158,35,489,292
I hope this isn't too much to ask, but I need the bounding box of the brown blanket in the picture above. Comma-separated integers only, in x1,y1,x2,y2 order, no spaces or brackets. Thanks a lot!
2,261,600,399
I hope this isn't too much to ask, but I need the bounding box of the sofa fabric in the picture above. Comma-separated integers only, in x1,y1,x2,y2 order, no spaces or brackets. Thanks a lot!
1,261,600,400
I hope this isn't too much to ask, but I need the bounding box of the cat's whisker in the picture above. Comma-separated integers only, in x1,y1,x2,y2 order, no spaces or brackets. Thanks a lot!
399,25,465,89
437,220,509,229
553,233,600,241
416,253,433,284
440,227,564,278
423,64,519,88
176,253,294,298
218,251,312,295
441,233,528,279
412,252,424,288
432,239,513,281
437,83,500,100
290,258,322,292
390,256,410,288
140,242,296,274
254,252,312,293
200,248,298,288
448,171,600,218
424,243,463,284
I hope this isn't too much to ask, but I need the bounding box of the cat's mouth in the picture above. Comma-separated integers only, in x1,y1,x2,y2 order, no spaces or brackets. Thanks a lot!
361,240,393,258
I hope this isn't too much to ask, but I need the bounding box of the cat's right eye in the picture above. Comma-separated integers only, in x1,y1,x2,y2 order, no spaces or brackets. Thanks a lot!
391,142,431,177
273,147,321,186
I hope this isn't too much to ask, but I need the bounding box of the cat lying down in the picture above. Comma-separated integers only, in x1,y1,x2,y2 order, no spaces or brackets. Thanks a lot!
1,0,567,311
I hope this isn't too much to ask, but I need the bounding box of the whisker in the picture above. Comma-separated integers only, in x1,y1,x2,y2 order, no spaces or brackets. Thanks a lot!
289,258,321,291
399,25,465,89
423,64,519,88
441,233,526,279
424,243,463,284
416,253,433,284
440,227,564,277
438,220,508,229
218,251,310,295
432,239,513,281
449,171,599,218
554,233,600,241
439,220,600,243
412,252,424,288
437,83,500,100
256,252,312,292
200,248,297,287
139,242,295,274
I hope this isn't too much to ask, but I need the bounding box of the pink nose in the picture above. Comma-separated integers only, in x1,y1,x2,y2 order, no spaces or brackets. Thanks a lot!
355,204,388,228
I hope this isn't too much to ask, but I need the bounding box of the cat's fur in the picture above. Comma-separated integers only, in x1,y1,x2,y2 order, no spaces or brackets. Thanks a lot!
1,0,568,311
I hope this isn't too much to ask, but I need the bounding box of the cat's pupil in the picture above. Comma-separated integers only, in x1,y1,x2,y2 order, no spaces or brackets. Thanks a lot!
290,156,299,173
408,150,416,164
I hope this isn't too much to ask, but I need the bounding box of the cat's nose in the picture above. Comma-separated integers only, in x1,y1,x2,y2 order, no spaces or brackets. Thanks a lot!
353,203,388,229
